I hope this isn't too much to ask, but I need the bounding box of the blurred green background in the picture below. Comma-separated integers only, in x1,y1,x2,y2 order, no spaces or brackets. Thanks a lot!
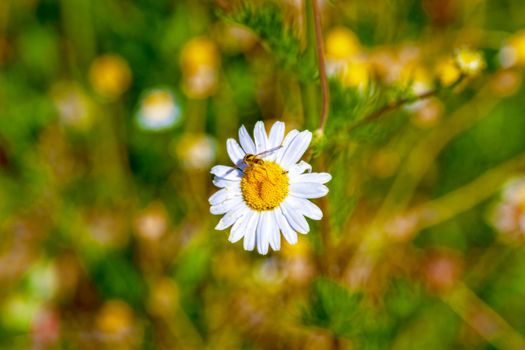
2,0,525,348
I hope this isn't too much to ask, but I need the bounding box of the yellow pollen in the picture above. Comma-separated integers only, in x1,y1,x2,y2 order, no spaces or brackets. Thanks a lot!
241,161,289,211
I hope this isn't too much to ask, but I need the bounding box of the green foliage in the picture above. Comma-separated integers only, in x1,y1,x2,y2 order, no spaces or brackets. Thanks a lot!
481,251,525,333
303,278,362,338
89,252,147,309
172,242,212,334
303,278,430,348
328,80,377,129
220,1,315,79
437,83,525,195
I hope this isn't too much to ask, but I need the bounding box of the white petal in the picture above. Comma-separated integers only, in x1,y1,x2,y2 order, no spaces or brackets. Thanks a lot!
288,196,323,220
209,189,226,205
265,122,286,161
210,197,242,215
256,211,272,255
279,131,312,169
268,211,281,251
289,183,329,198
210,165,243,181
274,208,297,244
281,200,309,234
288,161,312,175
290,172,332,184
208,188,241,205
243,212,260,251
268,121,285,148
212,177,241,188
226,138,245,166
253,121,268,154
276,129,299,164
215,203,248,230
238,125,256,154
229,210,255,243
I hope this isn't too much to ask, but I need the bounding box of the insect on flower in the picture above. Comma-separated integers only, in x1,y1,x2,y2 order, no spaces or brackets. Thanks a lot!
232,146,288,185
209,121,332,255
242,146,282,166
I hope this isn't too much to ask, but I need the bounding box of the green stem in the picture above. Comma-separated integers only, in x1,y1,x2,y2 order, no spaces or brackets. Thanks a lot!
301,0,319,129
414,151,525,231
311,0,329,133
347,75,466,132
443,283,525,349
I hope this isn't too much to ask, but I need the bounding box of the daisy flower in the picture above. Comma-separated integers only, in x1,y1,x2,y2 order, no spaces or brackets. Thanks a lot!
209,121,332,255
136,88,181,131
454,48,486,77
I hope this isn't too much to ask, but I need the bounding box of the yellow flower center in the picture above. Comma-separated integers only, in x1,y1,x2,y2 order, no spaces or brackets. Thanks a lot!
240,161,289,211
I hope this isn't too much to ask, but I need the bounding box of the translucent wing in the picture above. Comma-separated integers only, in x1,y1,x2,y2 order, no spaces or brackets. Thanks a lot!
255,145,283,158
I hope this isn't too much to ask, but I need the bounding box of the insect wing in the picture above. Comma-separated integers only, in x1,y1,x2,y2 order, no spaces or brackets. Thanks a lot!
255,145,283,158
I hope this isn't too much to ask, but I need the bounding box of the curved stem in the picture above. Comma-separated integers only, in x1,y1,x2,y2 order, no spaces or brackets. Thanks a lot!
347,75,466,132
413,151,525,231
444,283,525,349
311,0,329,132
